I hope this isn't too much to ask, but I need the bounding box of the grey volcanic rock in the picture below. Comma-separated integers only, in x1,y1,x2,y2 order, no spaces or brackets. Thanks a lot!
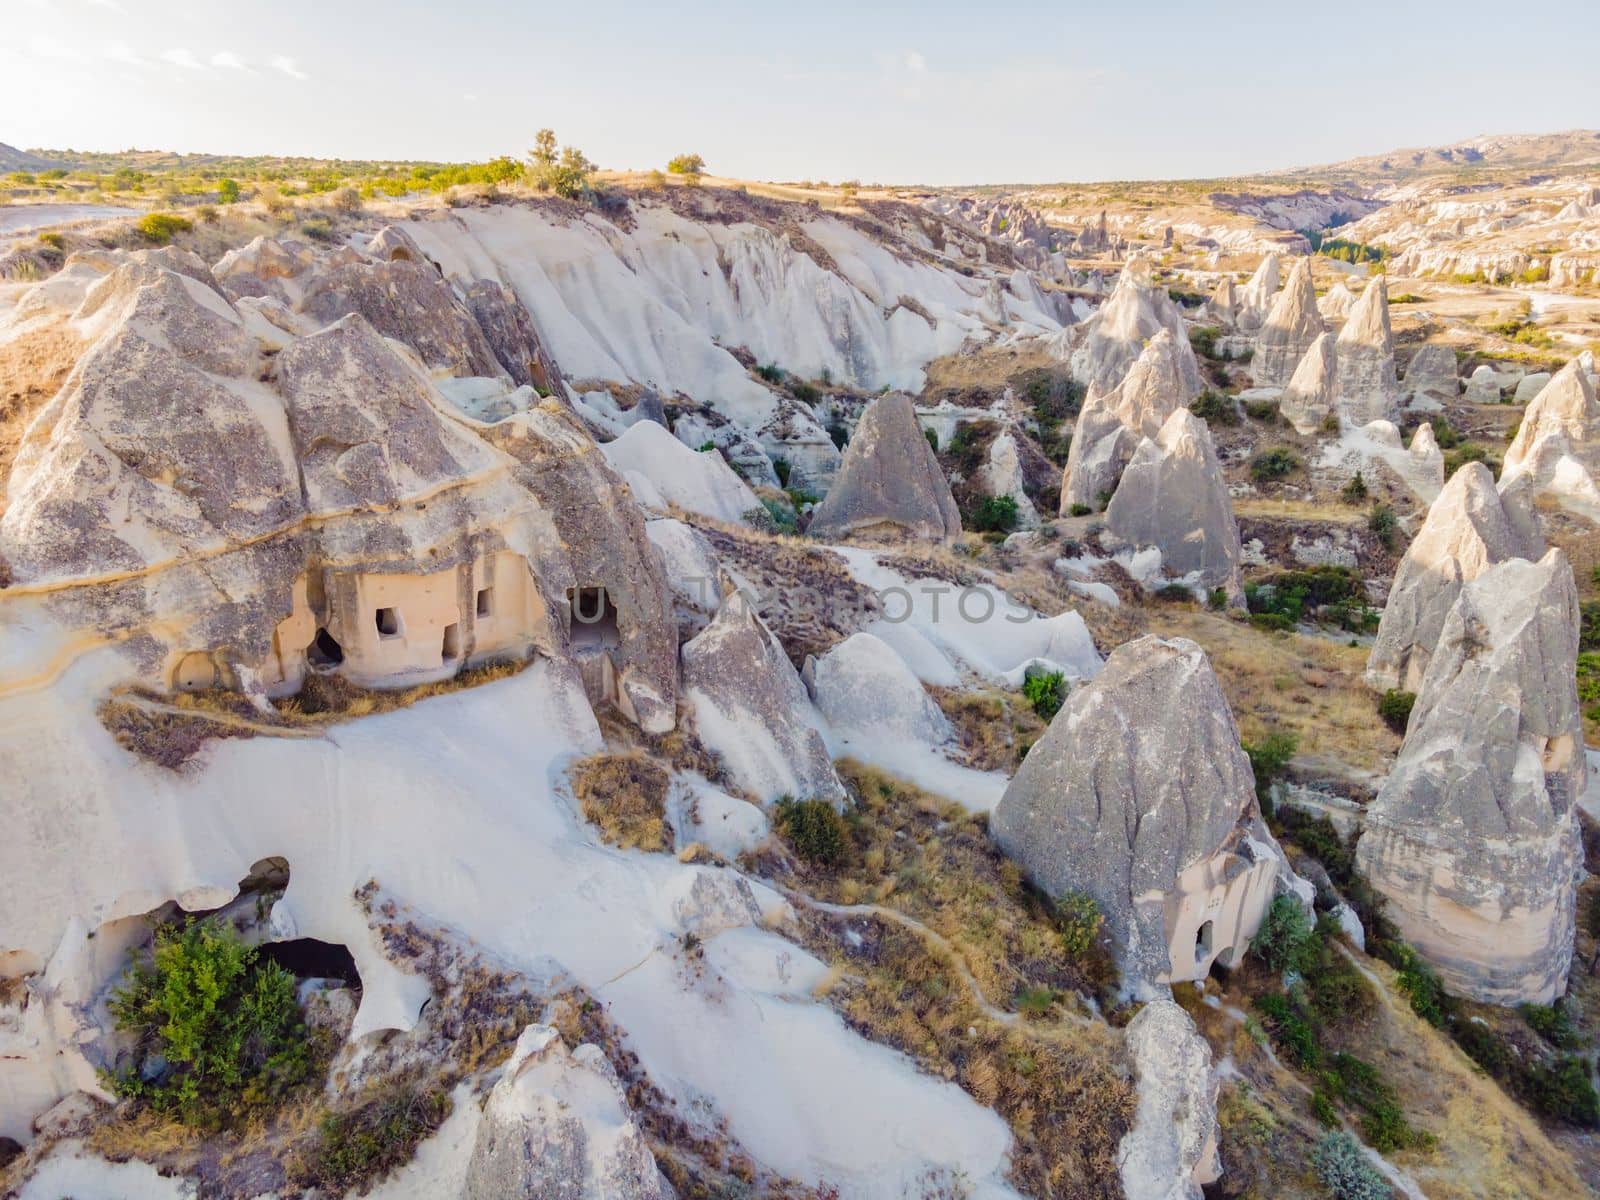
804,631,951,744
1104,410,1243,595
682,589,846,805
1356,551,1584,1005
1118,1000,1221,1200
463,279,566,396
1501,360,1600,516
1403,344,1460,402
808,393,960,541
1058,258,1202,396
1365,462,1544,692
1204,275,1238,328
991,636,1283,990
1251,258,1323,387
298,256,504,379
366,224,429,265
1333,276,1400,425
213,235,314,301
1278,332,1337,435
277,314,501,513
1060,329,1189,513
462,1024,667,1200
1319,278,1357,320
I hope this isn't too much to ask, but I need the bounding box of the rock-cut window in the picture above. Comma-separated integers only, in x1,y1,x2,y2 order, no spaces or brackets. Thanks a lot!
375,607,401,638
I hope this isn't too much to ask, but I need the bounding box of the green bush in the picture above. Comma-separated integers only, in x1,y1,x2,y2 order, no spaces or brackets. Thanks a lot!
775,796,847,866
1022,669,1066,721
1255,993,1320,1067
1249,447,1301,482
1067,502,1092,517
1521,1002,1582,1049
1189,326,1222,360
1243,398,1280,422
136,212,193,245
1341,472,1368,503
666,153,706,176
1579,652,1600,726
755,362,784,384
106,919,319,1128
1444,442,1499,478
1190,389,1239,426
1579,600,1599,652
1243,730,1297,805
967,494,1019,533
1054,890,1102,957
1523,1055,1600,1126
923,427,939,452
300,1086,453,1191
1311,1131,1392,1200
1253,895,1317,974
772,457,792,487
217,178,241,204
1368,504,1397,551
1378,690,1415,735
1428,416,1462,450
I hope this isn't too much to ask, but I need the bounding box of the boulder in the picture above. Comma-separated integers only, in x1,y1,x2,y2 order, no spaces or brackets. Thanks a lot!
1118,1000,1221,1200
681,589,846,806
1464,364,1505,404
1513,372,1553,404
1366,462,1544,692
1356,552,1584,1005
1103,410,1244,596
1251,258,1324,388
1403,344,1460,401
1237,253,1281,333
991,636,1284,990
1408,422,1445,492
1501,360,1600,518
808,393,961,542
804,631,951,745
462,1024,668,1200
1334,276,1400,425
1059,329,1190,513
1057,258,1203,397
1278,332,1337,435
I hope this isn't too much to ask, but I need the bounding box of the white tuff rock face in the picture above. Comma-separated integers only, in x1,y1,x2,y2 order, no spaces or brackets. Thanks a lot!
1408,422,1445,492
1278,332,1337,435
1237,252,1281,332
1059,328,1190,513
1403,343,1460,402
1054,258,1203,397
462,1025,668,1200
1366,462,1544,692
975,429,1042,529
1501,360,1600,520
803,631,952,745
808,392,961,542
1103,409,1244,596
1333,275,1400,425
990,636,1284,991
1251,258,1324,388
1204,274,1238,328
1318,278,1357,321
601,420,762,525
1356,551,1585,1005
1118,999,1221,1200
680,589,846,806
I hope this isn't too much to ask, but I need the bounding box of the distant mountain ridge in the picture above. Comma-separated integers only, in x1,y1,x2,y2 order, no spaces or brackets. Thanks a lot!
0,142,58,173
1280,129,1600,183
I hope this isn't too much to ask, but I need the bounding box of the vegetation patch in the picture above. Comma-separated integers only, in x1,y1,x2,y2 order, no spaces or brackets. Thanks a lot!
570,752,673,852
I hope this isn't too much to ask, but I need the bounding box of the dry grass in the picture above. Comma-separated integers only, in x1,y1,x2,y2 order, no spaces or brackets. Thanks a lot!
570,752,673,852
929,686,1045,771
0,319,85,516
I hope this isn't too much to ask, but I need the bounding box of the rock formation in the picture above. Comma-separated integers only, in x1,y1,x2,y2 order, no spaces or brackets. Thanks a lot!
1319,278,1357,321
463,1024,668,1200
1356,551,1584,1005
1251,257,1324,388
1055,258,1203,397
1237,253,1280,332
1103,410,1244,596
1204,275,1237,328
804,631,951,745
1365,462,1544,692
1501,360,1600,519
974,429,1041,529
680,589,846,806
1278,332,1337,435
1059,329,1190,513
808,392,961,541
1333,276,1400,425
991,636,1284,991
1408,422,1446,491
600,420,762,526
1118,1000,1221,1200
1403,344,1460,402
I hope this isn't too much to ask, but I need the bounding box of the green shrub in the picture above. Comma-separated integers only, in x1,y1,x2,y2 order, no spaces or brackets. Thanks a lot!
106,919,319,1128
1243,730,1297,805
1579,600,1599,652
299,217,335,243
1341,472,1369,503
775,796,847,866
1311,1131,1392,1200
967,494,1019,533
217,178,241,204
136,212,193,245
1255,993,1320,1068
923,427,939,452
1254,895,1316,974
1190,389,1239,426
1579,652,1600,725
1067,502,1092,517
1444,442,1499,478
1054,890,1102,957
1382,941,1448,1027
666,153,706,177
1523,1055,1600,1126
1189,326,1222,360
1243,398,1279,422
1155,582,1193,602
1249,447,1301,482
300,1086,453,1191
1368,504,1397,551
1378,690,1415,735
789,379,821,404
1521,1002,1582,1049
772,456,792,487
1015,985,1058,1016
755,362,784,384
1022,669,1066,721
1428,416,1462,449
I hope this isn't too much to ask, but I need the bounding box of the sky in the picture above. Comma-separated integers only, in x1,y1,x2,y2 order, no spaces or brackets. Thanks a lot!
3,0,1598,185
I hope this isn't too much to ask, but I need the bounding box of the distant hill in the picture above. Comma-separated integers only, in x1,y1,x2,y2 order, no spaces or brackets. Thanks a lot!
0,143,59,173
1279,129,1600,184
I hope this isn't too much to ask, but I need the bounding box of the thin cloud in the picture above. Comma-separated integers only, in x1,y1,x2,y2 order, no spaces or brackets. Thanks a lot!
27,34,87,63
209,51,255,71
270,55,307,80
161,47,205,71
104,43,148,68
